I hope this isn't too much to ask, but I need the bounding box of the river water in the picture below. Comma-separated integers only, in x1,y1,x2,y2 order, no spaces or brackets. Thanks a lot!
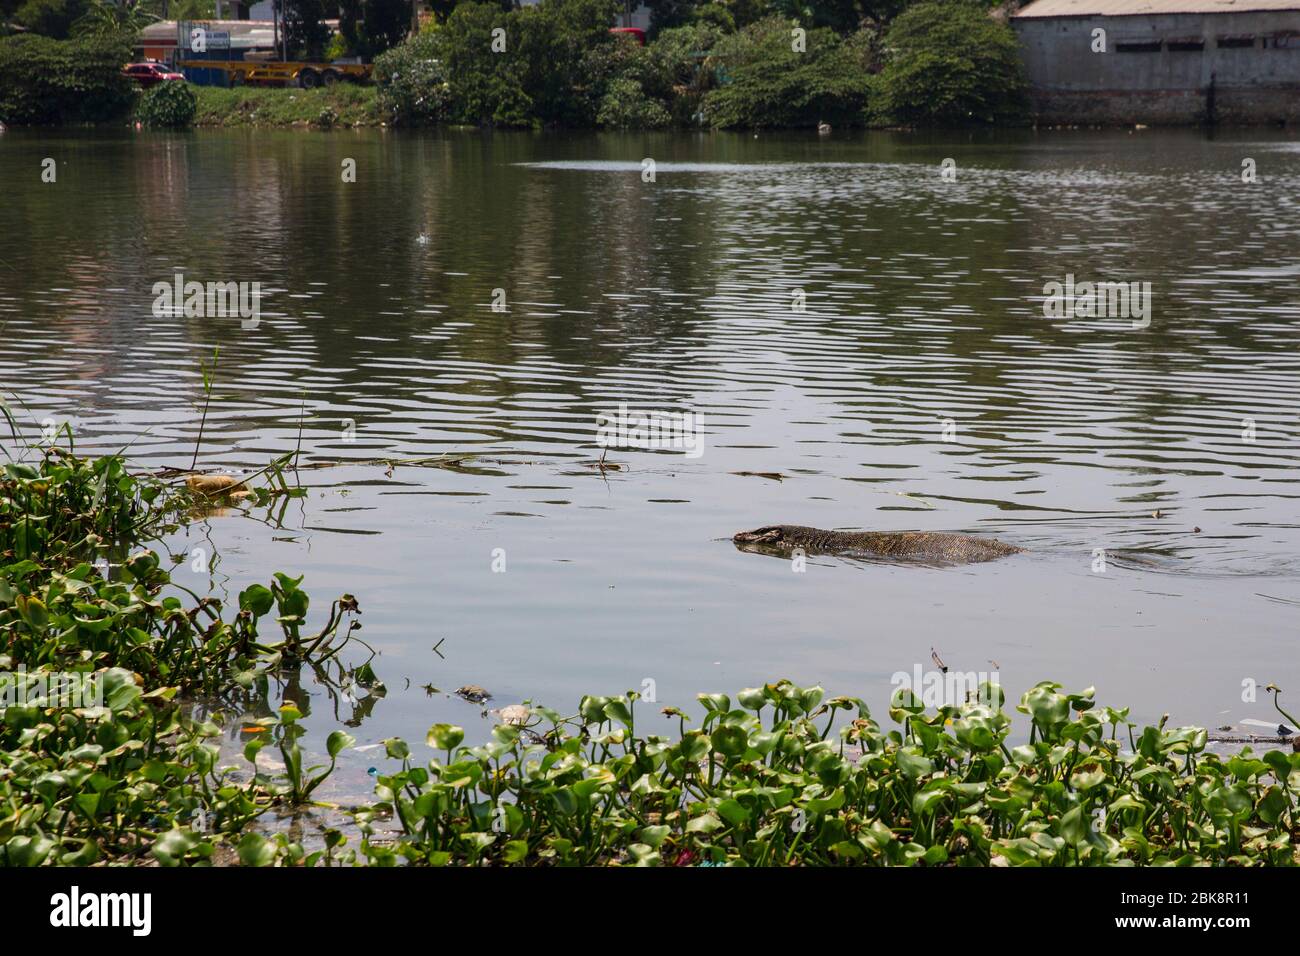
2,127,1298,775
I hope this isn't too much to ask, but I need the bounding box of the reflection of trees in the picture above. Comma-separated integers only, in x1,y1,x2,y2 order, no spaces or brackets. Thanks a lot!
6,127,1291,457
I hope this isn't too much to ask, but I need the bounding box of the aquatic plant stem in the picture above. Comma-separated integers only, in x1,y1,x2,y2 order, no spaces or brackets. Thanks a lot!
190,346,219,472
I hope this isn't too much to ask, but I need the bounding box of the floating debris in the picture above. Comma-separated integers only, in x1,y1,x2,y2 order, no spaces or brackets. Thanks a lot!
186,474,246,496
455,685,491,704
581,448,624,473
496,704,531,726
731,471,784,482
931,647,948,673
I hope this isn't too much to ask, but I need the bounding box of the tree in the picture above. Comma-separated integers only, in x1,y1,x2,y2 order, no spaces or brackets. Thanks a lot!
869,1,1027,126
12,0,90,38
702,15,872,128
341,0,411,59
281,0,331,61
72,0,157,39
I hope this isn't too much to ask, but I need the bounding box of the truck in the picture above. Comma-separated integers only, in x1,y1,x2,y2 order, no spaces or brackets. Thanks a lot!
176,59,372,88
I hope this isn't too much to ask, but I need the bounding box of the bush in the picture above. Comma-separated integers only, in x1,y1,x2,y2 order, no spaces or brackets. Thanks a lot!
596,76,672,128
136,79,198,128
0,31,132,125
645,21,724,125
869,1,1027,127
373,27,454,125
702,16,873,129
376,0,620,129
432,2,533,126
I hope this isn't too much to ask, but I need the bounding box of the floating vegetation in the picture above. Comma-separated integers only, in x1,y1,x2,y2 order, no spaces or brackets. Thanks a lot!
357,681,1300,866
0,441,374,865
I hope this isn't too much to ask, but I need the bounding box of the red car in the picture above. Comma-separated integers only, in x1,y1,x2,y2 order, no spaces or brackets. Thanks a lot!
609,27,647,46
122,63,185,88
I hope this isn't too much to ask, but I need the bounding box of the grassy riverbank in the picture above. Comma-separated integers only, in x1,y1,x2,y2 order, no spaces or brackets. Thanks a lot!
193,85,384,129
2,435,1298,865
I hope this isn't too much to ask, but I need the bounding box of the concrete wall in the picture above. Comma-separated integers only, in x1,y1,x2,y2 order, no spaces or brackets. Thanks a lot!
1012,11,1300,124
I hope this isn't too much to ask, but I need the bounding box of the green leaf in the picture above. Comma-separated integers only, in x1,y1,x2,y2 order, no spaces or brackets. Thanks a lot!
427,724,464,752
237,832,278,867
327,730,355,759
711,725,748,758
716,799,750,827
238,584,274,616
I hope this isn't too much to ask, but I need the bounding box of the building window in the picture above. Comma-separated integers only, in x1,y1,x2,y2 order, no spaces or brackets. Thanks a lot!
1167,38,1205,52
1269,33,1300,49
1217,35,1256,49
1116,40,1162,53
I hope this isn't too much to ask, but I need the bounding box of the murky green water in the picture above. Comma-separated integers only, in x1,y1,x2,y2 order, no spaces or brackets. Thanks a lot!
3,127,1299,787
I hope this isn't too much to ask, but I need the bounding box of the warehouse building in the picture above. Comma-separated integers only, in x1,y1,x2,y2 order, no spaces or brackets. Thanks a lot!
1011,0,1300,124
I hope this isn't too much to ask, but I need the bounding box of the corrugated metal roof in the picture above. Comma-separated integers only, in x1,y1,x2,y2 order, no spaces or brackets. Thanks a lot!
140,20,278,40
1013,0,1300,17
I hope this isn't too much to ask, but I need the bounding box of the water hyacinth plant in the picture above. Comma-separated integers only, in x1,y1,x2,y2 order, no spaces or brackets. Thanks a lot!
359,679,1299,866
0,439,373,865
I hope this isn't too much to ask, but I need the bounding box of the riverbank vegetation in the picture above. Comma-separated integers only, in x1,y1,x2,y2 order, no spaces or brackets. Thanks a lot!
364,681,1300,866
0,30,131,125
2,434,1297,865
372,0,1025,130
0,0,1027,129
0,430,374,865
194,84,382,128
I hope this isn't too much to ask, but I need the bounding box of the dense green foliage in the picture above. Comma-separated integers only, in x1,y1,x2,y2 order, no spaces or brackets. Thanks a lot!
0,31,132,125
373,0,880,130
702,16,873,129
136,77,197,128
71,0,157,40
367,0,1020,130
3,0,89,39
869,1,1027,126
377,0,626,128
0,435,373,865
372,27,453,124
5,0,1036,130
361,681,1300,866
339,0,411,59
282,0,332,61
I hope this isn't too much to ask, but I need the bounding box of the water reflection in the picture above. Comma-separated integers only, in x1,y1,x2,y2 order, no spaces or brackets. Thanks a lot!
2,126,1298,744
